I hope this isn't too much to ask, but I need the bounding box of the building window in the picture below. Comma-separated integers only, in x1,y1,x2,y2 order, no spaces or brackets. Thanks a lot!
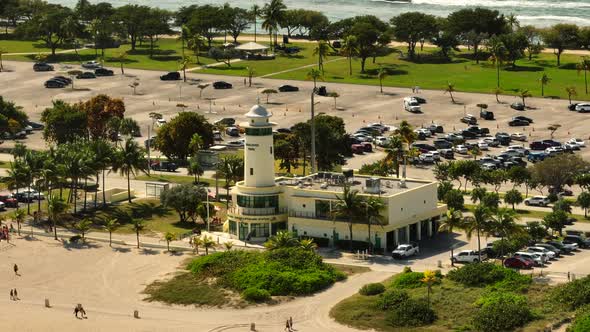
315,200,331,218
237,195,279,208
229,220,237,235
245,127,272,136
250,168,253,176
251,223,270,237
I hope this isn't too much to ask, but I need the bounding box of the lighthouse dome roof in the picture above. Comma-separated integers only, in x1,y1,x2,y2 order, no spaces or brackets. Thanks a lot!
245,104,272,118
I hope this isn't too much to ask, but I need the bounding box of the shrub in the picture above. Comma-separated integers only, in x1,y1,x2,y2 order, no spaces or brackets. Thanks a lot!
402,266,413,273
377,289,410,310
551,276,590,310
570,305,590,332
447,263,520,287
69,235,81,243
300,236,330,247
359,283,385,296
385,298,436,327
242,288,271,302
392,270,442,289
473,292,533,332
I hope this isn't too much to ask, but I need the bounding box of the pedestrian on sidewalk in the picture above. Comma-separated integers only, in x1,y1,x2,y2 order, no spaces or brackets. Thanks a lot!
10,289,13,301
13,264,19,276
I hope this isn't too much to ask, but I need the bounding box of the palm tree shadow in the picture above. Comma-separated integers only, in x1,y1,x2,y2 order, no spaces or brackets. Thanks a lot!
112,246,131,253
140,247,160,255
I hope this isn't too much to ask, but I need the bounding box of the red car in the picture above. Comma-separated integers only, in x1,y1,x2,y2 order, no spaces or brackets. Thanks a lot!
504,256,534,269
0,195,18,208
351,144,365,154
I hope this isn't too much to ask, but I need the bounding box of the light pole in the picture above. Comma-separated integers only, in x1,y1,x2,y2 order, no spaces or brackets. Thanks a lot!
146,125,151,175
310,89,320,174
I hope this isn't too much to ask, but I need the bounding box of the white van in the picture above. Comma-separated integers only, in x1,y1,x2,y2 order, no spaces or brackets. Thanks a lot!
404,97,421,113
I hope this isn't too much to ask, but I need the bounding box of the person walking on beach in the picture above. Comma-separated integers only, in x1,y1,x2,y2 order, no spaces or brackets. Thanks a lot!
13,264,19,276
10,289,13,301
289,316,293,329
13,288,18,300
74,306,79,318
284,319,291,332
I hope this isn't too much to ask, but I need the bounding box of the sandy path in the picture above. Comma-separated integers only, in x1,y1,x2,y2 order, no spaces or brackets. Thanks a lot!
0,236,389,331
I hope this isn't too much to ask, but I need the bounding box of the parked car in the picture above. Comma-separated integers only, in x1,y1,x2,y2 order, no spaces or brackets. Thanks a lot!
514,116,533,123
511,102,525,110
351,144,365,154
527,246,556,260
419,152,435,163
510,133,527,141
480,109,495,120
460,114,477,125
542,139,561,147
575,103,590,113
568,138,586,147
95,68,114,76
508,118,530,126
26,121,44,131
460,130,478,139
514,252,545,266
33,62,54,71
451,250,486,263
278,85,299,92
160,71,181,81
316,86,327,96
213,118,236,126
434,139,453,149
547,240,578,253
150,160,178,172
225,127,240,137
0,195,18,208
438,148,454,159
535,243,561,257
524,196,550,207
213,81,233,89
81,61,102,69
563,235,590,249
409,96,427,104
427,124,444,134
454,145,468,154
44,80,66,88
361,142,373,152
77,72,96,79
392,243,419,259
530,141,549,150
412,143,436,152
569,103,579,111
527,151,546,163
53,75,72,84
504,256,534,269
403,97,421,113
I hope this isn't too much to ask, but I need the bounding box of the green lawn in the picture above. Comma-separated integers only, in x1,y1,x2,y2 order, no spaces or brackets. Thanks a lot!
0,38,53,53
135,174,226,187
464,203,589,222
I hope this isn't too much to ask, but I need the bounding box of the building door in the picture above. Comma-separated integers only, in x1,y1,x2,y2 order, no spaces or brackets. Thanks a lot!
374,234,381,249
239,222,248,240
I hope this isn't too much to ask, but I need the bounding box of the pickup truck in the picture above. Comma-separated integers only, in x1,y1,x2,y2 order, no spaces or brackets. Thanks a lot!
451,250,486,263
392,243,419,259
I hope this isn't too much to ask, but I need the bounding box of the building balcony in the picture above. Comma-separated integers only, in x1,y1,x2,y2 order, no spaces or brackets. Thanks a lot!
228,206,287,216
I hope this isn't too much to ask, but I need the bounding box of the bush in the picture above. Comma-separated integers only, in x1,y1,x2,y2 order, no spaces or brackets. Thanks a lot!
391,270,442,289
551,276,590,310
242,288,271,302
570,305,590,332
385,298,436,327
377,289,410,310
359,283,385,296
300,236,330,247
473,292,533,332
447,263,525,287
69,235,81,243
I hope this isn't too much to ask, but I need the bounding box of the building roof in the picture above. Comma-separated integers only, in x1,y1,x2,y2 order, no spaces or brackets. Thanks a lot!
235,42,269,51
245,104,272,118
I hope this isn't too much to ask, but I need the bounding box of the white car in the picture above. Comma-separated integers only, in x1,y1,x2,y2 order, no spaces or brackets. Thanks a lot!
568,138,586,147
527,247,556,260
454,145,468,154
375,136,389,147
414,128,431,137
156,118,167,127
510,133,527,141
370,123,389,132
545,146,564,155
477,142,489,150
419,153,435,163
515,252,546,266
575,103,590,112
81,60,102,69
451,250,486,263
507,145,528,156
392,243,419,259
429,151,441,161
524,196,550,207
404,97,421,113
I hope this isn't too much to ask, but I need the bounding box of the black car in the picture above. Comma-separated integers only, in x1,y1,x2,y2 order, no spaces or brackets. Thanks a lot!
568,103,579,111
434,139,453,149
214,118,236,126
460,130,478,139
213,81,233,89
26,121,44,130
51,77,70,85
276,128,292,134
33,62,54,72
410,96,427,104
542,139,561,147
513,116,533,123
530,141,549,150
460,115,477,125
44,80,66,88
412,143,436,152
508,119,530,126
160,71,181,81
511,102,525,111
278,85,299,92
480,109,495,120
466,126,489,136
439,149,454,159
427,124,444,134
95,68,114,76
77,72,96,79
53,75,72,84
150,161,178,172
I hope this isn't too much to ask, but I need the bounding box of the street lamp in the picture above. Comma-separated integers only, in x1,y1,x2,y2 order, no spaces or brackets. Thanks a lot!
310,89,320,174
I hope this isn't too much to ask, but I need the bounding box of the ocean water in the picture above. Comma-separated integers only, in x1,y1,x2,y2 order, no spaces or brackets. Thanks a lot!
46,0,590,27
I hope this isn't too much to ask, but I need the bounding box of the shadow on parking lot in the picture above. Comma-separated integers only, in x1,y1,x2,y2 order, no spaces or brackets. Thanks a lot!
417,232,469,259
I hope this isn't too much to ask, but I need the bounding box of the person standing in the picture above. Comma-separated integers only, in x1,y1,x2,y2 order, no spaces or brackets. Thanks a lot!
13,288,18,300
74,306,79,318
13,264,18,276
10,289,13,301
289,316,293,329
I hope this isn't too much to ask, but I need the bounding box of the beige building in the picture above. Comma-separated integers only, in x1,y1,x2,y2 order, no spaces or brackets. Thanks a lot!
225,103,447,251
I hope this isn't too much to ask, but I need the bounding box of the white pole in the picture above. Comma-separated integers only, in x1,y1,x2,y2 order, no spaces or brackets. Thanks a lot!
147,125,151,176
206,190,210,233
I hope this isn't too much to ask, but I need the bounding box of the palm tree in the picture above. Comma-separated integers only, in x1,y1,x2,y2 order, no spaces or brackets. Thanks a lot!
395,121,417,180
178,56,191,82
519,89,532,107
377,67,388,93
299,238,317,251
115,51,127,75
188,33,204,64
332,184,363,252
89,139,113,208
463,204,490,262
12,209,25,236
111,139,147,203
547,124,561,139
313,40,329,74
438,208,464,233
224,241,234,251
327,92,340,109
197,83,209,98
129,79,140,95
164,232,176,251
364,196,385,254
306,68,323,89
487,37,507,87
540,73,551,97
103,217,118,247
444,82,456,103
566,86,577,104
202,235,215,255
75,218,92,240
577,56,590,94
216,155,244,208
340,35,358,76
264,231,298,249
507,13,519,32
188,157,204,184
384,135,404,177
261,0,286,49
492,87,503,103
192,236,203,254
491,208,521,259
47,197,68,240
189,133,204,156
261,88,278,103
246,66,255,87
250,4,260,42
131,218,144,249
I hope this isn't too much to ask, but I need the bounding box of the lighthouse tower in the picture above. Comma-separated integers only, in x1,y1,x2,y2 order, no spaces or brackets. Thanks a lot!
242,102,276,187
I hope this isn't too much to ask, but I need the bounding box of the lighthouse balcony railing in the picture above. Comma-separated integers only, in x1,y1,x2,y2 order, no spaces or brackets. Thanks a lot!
228,206,287,216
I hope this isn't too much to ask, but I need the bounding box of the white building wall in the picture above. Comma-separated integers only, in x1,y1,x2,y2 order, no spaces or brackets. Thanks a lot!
244,132,275,188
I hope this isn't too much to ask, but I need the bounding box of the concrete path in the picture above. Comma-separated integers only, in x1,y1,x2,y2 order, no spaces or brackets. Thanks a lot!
186,59,242,72
4,47,88,56
260,57,346,78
